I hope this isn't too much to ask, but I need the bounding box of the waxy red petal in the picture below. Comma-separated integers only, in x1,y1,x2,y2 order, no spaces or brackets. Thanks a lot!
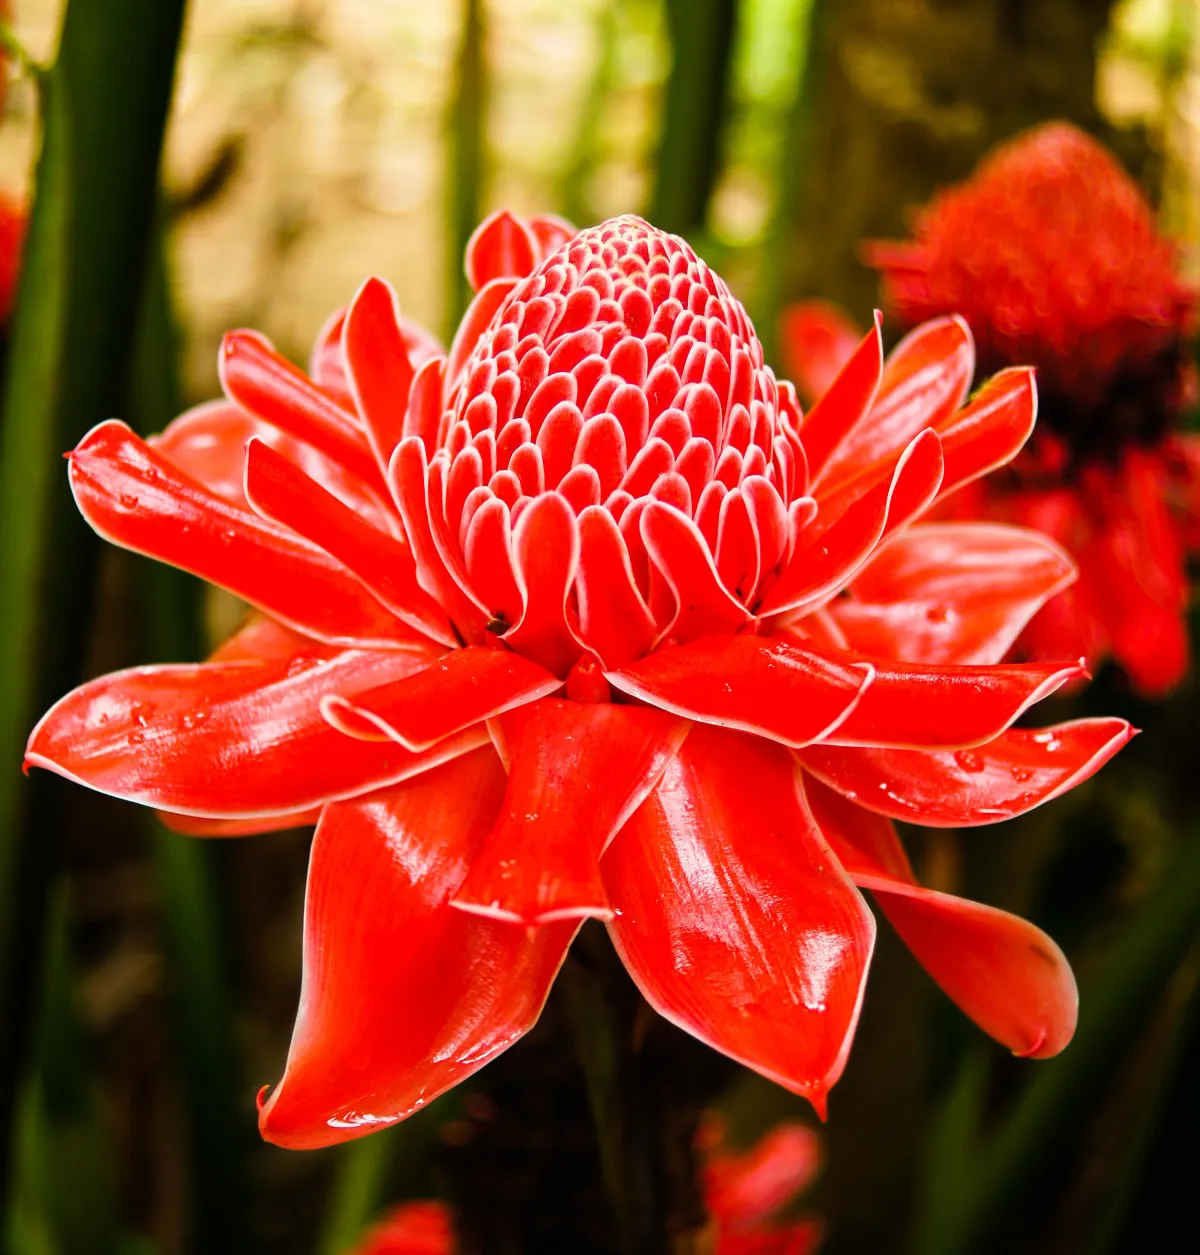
465,210,540,290
937,367,1037,498
819,316,974,494
804,775,1077,1058
24,647,494,819
244,437,455,645
799,717,1134,827
602,725,875,1116
319,646,561,751
453,699,689,924
608,636,874,749
71,421,423,651
575,505,657,668
342,276,415,473
259,749,577,1148
830,522,1077,665
446,277,520,390
758,429,944,616
157,809,321,837
801,311,884,486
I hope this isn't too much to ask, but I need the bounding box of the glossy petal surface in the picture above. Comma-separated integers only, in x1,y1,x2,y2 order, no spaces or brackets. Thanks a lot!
260,749,576,1148
800,717,1134,826
603,725,875,1115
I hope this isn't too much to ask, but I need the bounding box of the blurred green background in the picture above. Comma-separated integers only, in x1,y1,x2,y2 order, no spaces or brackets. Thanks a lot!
0,1,1198,1253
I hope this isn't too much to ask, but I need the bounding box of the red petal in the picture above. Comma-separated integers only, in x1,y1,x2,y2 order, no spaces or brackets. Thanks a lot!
608,636,873,748
778,300,864,404
350,1201,453,1255
446,278,520,391
259,749,576,1148
156,808,320,837
602,725,875,1115
703,1123,821,1228
319,646,561,751
465,211,540,290
830,522,1077,665
244,437,454,645
453,699,688,924
641,501,754,641
575,505,657,668
800,312,884,486
503,493,584,676
758,428,944,616
342,276,415,473
937,367,1037,499
798,717,1134,827
152,400,396,532
71,421,422,651
819,315,975,493
821,653,1083,749
219,330,382,487
24,647,492,818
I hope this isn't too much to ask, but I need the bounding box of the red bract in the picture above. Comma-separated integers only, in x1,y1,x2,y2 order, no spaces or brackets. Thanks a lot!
349,1118,823,1255
28,211,1131,1149
784,123,1199,695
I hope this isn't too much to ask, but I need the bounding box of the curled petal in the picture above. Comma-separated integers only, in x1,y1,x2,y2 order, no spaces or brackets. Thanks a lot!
72,421,422,650
830,522,1077,665
24,647,494,819
259,749,577,1148
342,276,415,473
804,775,1076,1058
819,653,1084,749
608,636,874,749
798,717,1134,827
603,725,875,1116
453,699,689,924
319,646,561,751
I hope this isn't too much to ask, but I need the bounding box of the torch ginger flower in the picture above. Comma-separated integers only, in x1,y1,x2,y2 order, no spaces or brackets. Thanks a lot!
784,123,1200,695
27,212,1132,1148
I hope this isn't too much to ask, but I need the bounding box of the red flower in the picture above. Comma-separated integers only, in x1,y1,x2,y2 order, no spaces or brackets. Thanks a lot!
349,1118,822,1255
27,212,1131,1149
0,192,25,325
784,123,1199,694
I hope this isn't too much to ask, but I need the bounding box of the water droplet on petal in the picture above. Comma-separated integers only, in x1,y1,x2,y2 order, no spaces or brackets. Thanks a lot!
954,750,984,773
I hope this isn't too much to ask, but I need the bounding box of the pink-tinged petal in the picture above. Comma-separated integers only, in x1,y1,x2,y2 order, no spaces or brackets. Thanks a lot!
259,749,577,1148
704,1123,821,1228
800,311,883,487
602,725,875,1116
342,276,415,474
465,210,540,290
819,316,975,493
804,776,1076,1058
936,367,1037,499
798,717,1134,827
219,330,382,487
641,501,754,641
758,429,944,617
503,492,584,677
830,522,1077,665
453,699,689,924
608,637,874,750
446,278,521,390
71,422,422,651
575,505,657,668
25,646,496,818
152,400,397,533
156,808,321,837
818,652,1084,749
778,300,863,404
390,439,490,642
243,438,454,646
319,646,561,751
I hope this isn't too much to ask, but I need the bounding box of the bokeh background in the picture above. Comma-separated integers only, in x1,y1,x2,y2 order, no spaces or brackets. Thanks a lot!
1,1,1199,1253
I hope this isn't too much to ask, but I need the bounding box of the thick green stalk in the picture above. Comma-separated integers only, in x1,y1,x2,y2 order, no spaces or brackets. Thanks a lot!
446,0,486,335
0,0,188,1209
911,829,1200,1255
650,0,739,239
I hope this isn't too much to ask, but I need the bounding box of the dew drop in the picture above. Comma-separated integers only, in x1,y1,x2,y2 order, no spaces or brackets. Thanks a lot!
1010,765,1034,783
119,493,139,510
925,604,951,624
954,750,984,773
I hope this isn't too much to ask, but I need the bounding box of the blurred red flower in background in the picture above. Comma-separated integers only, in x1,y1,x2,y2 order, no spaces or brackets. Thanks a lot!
350,1118,822,1255
27,212,1131,1149
782,123,1200,695
0,191,24,324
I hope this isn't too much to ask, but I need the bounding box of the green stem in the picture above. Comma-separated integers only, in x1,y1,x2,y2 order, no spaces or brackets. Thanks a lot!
0,0,188,1213
446,0,486,336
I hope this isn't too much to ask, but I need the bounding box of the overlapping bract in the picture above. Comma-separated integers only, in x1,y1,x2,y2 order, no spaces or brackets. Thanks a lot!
27,212,1130,1149
783,124,1200,695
